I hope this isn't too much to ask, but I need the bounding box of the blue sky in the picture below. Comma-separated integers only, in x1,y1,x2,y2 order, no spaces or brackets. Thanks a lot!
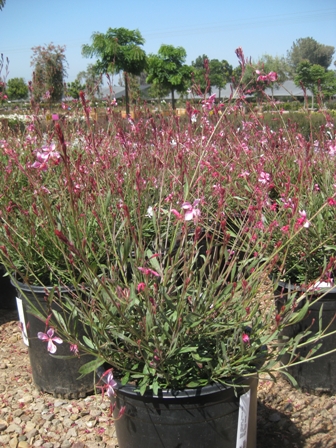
0,0,335,83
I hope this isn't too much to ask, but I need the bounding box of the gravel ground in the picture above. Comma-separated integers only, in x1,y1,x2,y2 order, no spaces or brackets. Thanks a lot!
1,307,336,448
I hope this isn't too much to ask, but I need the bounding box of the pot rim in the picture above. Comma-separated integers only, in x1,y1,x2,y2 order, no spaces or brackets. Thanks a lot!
96,366,257,399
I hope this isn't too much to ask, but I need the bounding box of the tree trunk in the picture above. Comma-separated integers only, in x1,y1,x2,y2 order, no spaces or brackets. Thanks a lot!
171,88,175,110
124,72,130,115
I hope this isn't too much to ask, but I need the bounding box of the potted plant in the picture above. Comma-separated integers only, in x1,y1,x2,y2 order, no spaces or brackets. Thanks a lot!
1,62,335,446
265,128,336,393
0,118,102,397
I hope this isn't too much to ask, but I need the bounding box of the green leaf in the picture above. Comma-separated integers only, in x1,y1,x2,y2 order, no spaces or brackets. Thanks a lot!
52,309,67,331
280,369,298,388
78,357,105,376
152,379,159,396
183,179,189,200
178,346,198,354
83,335,97,350
139,383,147,396
121,372,130,385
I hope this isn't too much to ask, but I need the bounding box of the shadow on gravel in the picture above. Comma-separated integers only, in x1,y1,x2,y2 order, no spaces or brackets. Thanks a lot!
0,307,19,324
0,266,18,319
257,400,304,448
0,302,19,325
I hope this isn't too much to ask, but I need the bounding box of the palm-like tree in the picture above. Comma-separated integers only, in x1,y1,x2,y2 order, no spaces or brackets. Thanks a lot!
82,27,147,115
0,0,6,11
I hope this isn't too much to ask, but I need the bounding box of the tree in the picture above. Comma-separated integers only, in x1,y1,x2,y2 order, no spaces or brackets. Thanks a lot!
82,27,147,114
76,64,103,99
66,79,86,99
257,54,292,82
191,54,209,94
6,77,28,100
321,70,336,100
0,0,6,11
209,59,232,99
288,37,335,70
294,61,326,107
146,45,192,109
31,43,68,102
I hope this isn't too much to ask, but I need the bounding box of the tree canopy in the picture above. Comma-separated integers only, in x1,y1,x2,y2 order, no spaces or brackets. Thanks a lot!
287,37,335,70
30,43,68,102
146,44,192,109
6,77,29,100
0,0,6,11
256,54,292,82
82,27,147,113
209,59,232,99
294,60,336,105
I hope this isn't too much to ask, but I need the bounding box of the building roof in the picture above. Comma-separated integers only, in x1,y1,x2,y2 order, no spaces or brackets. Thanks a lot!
100,80,313,102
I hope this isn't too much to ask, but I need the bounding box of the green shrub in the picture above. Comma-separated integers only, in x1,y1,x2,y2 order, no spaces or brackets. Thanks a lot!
326,100,336,110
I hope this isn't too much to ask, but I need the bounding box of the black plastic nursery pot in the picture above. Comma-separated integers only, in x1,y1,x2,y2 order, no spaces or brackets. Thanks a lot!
276,282,336,394
101,371,258,448
14,279,95,398
0,264,17,310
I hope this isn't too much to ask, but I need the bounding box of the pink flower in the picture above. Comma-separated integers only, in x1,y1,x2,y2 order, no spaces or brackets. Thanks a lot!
267,71,278,82
32,143,61,171
105,371,118,398
171,209,183,220
327,197,336,206
281,225,290,234
118,405,126,418
181,200,201,222
137,282,146,292
138,267,160,277
238,170,250,178
202,94,216,111
37,328,63,354
70,344,79,355
258,171,270,185
295,210,310,229
242,333,250,344
257,71,278,83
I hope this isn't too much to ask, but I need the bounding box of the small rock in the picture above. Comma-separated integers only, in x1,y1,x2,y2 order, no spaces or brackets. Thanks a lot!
24,421,35,433
71,443,85,448
86,419,97,428
9,436,18,448
54,400,66,408
65,427,78,438
0,435,10,444
0,419,8,431
268,412,281,422
42,413,55,421
284,402,294,412
6,423,22,434
26,428,38,440
13,410,24,417
18,442,30,448
18,394,33,404
33,441,44,447
42,443,54,448
70,414,79,421
60,441,71,448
